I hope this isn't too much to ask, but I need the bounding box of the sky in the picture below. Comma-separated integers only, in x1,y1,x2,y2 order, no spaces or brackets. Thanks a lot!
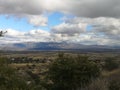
0,0,120,46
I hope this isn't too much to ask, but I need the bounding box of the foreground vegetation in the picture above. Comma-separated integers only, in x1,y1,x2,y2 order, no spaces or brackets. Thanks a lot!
0,52,120,90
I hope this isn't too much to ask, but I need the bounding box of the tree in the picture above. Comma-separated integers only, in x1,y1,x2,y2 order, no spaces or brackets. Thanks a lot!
47,53,100,90
0,31,7,37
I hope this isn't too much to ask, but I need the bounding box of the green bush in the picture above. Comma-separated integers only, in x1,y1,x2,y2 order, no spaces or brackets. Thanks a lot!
47,53,100,90
0,57,29,90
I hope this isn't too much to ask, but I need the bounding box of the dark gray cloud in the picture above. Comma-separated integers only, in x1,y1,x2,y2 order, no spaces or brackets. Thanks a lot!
0,0,43,15
69,0,120,17
0,0,120,17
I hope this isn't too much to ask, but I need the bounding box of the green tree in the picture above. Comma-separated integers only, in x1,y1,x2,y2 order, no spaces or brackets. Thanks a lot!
47,53,100,90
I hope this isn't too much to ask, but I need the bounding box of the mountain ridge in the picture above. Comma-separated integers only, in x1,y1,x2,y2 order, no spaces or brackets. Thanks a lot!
0,42,120,52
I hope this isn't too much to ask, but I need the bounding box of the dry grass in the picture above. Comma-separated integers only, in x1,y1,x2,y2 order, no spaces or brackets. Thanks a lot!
102,69,120,77
81,69,120,90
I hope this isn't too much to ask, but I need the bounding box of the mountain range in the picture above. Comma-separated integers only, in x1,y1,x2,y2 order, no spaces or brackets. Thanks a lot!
0,42,120,52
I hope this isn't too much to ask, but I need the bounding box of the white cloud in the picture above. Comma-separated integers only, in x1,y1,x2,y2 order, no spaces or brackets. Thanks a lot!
6,29,25,36
0,29,51,43
51,23,87,36
49,17,120,45
64,17,120,36
27,15,48,27
0,23,120,46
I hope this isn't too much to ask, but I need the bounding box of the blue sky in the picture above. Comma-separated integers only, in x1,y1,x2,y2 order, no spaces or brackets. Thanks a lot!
0,12,66,32
48,12,64,29
0,15,32,32
0,11,77,32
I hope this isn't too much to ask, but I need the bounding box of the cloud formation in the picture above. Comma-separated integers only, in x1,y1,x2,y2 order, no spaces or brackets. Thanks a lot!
0,0,120,17
27,15,48,27
66,17,120,34
0,29,51,43
51,17,120,45
1,16,120,46
51,23,86,36
0,0,120,46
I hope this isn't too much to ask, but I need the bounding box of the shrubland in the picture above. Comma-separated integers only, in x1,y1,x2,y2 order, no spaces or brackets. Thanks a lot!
0,52,120,90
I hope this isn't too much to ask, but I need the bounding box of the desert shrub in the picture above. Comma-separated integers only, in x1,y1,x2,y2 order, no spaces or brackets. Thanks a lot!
104,57,119,71
83,78,108,90
47,53,100,90
0,57,29,90
109,79,120,90
108,70,120,90
81,69,120,90
26,70,40,84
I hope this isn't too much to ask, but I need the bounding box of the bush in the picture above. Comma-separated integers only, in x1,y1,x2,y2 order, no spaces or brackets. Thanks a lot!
0,57,29,90
47,53,100,90
109,79,120,90
104,57,119,71
83,78,108,90
108,70,120,90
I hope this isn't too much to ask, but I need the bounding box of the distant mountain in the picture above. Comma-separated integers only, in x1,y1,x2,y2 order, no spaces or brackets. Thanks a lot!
0,42,120,52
